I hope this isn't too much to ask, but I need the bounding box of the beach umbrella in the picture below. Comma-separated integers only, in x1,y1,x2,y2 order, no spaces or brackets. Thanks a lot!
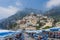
49,27,60,31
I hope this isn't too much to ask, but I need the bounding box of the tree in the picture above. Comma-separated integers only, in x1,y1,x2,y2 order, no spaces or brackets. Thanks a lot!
8,23,17,29
36,20,42,30
43,26,52,29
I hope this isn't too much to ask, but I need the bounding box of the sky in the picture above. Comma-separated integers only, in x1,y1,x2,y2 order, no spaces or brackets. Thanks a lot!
0,0,60,19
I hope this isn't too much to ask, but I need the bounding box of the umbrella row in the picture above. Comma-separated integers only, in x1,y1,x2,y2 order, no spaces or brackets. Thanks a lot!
0,29,24,40
25,27,60,40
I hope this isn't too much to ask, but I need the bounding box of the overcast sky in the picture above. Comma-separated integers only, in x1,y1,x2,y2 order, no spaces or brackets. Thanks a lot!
0,0,60,19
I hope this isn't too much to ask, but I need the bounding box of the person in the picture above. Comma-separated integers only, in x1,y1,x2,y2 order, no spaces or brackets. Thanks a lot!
58,32,60,38
20,33,24,40
15,33,24,40
49,32,54,38
5,38,13,40
31,33,34,38
38,35,42,40
41,31,48,40
9,38,13,40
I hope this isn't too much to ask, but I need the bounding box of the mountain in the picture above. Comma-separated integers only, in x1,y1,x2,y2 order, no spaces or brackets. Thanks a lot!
0,8,42,29
0,19,5,23
45,6,60,22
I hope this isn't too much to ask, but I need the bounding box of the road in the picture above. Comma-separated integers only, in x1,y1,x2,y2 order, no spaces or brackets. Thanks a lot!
24,33,35,40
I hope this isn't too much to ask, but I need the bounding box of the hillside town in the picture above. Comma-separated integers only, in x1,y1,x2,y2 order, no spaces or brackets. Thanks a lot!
16,12,55,30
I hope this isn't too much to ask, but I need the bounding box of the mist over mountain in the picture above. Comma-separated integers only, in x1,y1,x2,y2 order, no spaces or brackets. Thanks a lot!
45,6,60,21
0,8,42,29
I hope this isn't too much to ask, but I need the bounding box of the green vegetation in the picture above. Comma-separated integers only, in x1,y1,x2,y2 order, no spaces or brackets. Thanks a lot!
36,20,42,30
58,22,60,24
36,26,40,30
43,26,52,29
7,23,17,29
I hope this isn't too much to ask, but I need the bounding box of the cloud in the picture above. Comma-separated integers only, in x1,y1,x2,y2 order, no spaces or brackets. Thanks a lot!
16,1,23,6
0,0,23,19
0,6,19,19
46,0,60,8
